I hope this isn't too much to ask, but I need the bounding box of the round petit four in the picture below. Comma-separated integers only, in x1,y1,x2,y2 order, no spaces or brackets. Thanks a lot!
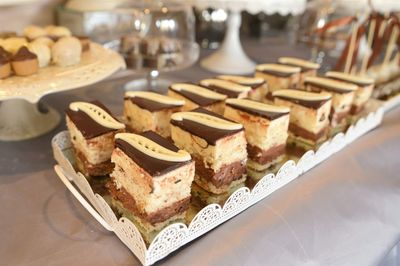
32,37,55,48
51,37,82,67
23,25,47,40
11,47,39,76
46,26,72,39
2,37,28,54
28,42,51,68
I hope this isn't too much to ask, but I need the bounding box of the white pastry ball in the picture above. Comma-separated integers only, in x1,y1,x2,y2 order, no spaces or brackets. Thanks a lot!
23,25,46,40
28,42,51,68
32,37,54,48
46,26,72,38
52,37,82,67
2,37,28,54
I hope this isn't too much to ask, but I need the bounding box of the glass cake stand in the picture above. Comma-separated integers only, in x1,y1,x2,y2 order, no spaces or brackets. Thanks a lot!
0,43,125,141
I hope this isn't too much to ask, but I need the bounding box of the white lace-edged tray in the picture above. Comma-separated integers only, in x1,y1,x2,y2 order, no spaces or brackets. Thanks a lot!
382,94,400,113
52,101,384,266
0,43,126,104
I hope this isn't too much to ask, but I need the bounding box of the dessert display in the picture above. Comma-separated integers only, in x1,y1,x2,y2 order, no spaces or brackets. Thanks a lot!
170,108,247,198
66,101,125,177
199,78,251,99
304,76,357,131
123,91,184,138
120,35,183,70
0,25,91,79
107,131,194,244
278,57,320,88
255,63,301,102
273,90,332,150
224,99,290,179
168,83,227,114
325,71,375,115
216,75,267,101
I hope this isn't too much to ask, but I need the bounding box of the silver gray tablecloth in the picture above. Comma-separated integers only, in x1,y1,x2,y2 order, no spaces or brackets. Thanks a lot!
1,38,400,266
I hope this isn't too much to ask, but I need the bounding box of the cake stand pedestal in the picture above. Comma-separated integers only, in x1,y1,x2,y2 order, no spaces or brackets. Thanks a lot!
0,43,125,142
187,0,307,74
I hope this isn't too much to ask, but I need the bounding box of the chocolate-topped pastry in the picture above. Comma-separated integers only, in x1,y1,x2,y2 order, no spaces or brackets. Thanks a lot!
0,47,12,79
278,57,320,89
11,46,39,76
325,71,374,115
224,99,290,179
170,108,247,196
217,75,267,101
304,76,357,130
168,83,227,114
2,37,28,54
66,101,125,176
255,63,301,102
124,91,185,138
199,78,251,99
273,90,332,149
120,34,141,54
108,131,194,244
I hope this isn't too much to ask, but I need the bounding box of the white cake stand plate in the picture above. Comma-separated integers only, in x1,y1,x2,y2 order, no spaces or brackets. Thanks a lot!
0,43,125,141
187,0,307,74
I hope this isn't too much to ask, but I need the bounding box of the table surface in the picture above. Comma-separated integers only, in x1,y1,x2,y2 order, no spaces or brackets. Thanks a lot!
1,37,400,266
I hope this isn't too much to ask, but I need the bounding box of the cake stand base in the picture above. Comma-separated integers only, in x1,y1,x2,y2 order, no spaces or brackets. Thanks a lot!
0,99,61,141
200,11,256,74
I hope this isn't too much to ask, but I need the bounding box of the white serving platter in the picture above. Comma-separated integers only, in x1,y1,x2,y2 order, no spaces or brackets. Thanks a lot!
52,101,384,266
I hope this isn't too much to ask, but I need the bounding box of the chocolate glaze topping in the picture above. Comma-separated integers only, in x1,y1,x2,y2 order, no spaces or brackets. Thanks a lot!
305,80,355,94
257,69,296,77
12,47,37,62
201,84,241,98
0,47,11,65
274,95,330,109
226,102,289,120
169,85,222,106
66,100,119,139
125,96,182,112
171,108,243,145
115,131,191,177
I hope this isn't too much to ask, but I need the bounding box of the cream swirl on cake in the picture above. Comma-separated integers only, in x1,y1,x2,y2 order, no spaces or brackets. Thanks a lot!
325,71,374,86
199,79,251,98
125,91,185,106
305,76,358,93
278,57,320,70
115,133,191,162
69,102,125,129
171,111,243,130
170,83,226,100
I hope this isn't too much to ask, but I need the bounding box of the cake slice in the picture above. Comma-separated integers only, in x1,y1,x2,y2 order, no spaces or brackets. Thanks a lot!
124,91,184,138
66,101,125,176
170,108,247,195
278,57,320,89
224,99,290,179
325,71,374,115
273,90,332,149
168,83,227,114
199,78,251,99
108,131,194,244
304,76,357,130
255,63,301,102
217,75,267,101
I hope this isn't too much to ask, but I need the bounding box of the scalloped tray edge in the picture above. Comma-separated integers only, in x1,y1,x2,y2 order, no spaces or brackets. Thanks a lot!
51,104,384,266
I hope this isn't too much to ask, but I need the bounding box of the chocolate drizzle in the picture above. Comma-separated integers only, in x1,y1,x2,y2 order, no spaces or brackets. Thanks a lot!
171,108,243,145
169,85,222,106
12,47,37,61
226,102,289,120
115,131,191,177
274,95,330,109
66,101,120,139
126,96,182,112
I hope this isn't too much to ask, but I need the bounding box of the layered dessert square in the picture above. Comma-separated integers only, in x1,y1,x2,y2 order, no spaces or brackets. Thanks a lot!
66,101,125,176
224,99,290,177
108,131,194,244
304,76,357,129
278,57,320,89
199,78,251,99
124,91,184,138
170,108,247,195
273,90,332,149
168,83,227,114
216,75,267,101
325,71,375,115
255,63,301,102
